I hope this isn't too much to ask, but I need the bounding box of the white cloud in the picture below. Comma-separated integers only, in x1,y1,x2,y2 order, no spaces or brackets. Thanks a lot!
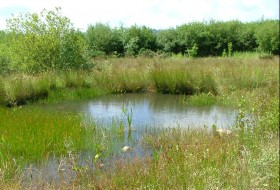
0,0,278,30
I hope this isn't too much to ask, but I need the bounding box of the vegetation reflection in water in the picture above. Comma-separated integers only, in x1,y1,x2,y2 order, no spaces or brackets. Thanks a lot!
18,93,237,184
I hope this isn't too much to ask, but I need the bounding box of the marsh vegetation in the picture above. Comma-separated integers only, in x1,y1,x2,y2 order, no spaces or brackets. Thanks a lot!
0,8,279,189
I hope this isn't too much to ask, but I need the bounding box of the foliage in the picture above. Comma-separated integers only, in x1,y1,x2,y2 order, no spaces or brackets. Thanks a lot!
86,23,124,57
186,43,198,58
123,25,157,56
156,20,278,56
228,42,233,57
255,20,279,54
124,36,140,56
1,8,279,64
156,28,182,54
6,7,88,72
0,43,12,74
138,48,157,58
0,31,13,74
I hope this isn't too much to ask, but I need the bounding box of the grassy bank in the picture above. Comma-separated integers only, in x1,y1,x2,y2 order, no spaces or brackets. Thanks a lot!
0,57,279,189
0,57,278,106
95,128,278,189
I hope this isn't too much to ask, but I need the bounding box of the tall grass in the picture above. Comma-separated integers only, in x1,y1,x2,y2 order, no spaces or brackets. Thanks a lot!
232,51,274,59
0,71,102,106
0,107,88,179
0,57,278,106
0,106,126,182
151,67,218,95
0,57,278,188
91,127,278,189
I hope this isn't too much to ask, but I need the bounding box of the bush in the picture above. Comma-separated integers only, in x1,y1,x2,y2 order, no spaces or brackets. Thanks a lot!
6,7,89,72
0,43,12,74
255,20,279,55
86,23,124,57
123,25,157,56
186,43,198,58
138,48,157,58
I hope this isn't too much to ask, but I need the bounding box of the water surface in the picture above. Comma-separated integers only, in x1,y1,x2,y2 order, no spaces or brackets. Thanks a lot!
38,93,236,129
22,93,237,186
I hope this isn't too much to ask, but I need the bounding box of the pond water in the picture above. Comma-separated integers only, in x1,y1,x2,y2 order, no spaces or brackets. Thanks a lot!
38,93,236,129
22,93,237,186
88,93,235,128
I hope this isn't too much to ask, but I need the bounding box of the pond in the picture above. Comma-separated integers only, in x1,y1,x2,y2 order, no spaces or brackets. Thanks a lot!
22,93,237,186
38,93,236,129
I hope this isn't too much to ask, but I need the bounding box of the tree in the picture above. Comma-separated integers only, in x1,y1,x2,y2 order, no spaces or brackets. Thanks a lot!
255,20,279,55
156,29,181,54
6,7,88,72
86,23,124,57
186,43,198,58
0,31,12,73
123,25,157,56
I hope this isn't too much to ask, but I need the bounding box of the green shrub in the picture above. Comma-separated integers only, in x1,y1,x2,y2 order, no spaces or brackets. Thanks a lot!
0,43,12,74
138,48,157,58
255,20,279,55
186,43,198,58
86,23,124,57
6,7,89,72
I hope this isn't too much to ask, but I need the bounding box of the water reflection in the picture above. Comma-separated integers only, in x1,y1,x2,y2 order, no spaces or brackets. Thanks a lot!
22,93,237,186
82,93,236,129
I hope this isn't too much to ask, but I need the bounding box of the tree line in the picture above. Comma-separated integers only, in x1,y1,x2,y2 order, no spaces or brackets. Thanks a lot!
0,8,279,73
86,19,279,57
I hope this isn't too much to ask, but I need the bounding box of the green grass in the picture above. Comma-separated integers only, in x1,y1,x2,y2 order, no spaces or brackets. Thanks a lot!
151,70,217,95
0,107,86,178
184,93,221,106
232,51,274,59
0,57,279,189
0,106,125,181
0,57,278,106
93,127,278,189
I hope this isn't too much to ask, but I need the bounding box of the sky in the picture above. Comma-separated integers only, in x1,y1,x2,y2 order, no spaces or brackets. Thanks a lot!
0,0,279,30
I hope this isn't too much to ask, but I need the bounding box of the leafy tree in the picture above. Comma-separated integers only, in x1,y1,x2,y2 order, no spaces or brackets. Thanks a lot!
86,23,124,57
177,22,215,56
207,20,236,56
123,25,156,56
82,20,278,58
186,43,198,58
234,22,257,52
6,7,88,72
0,31,12,73
255,20,279,54
124,37,140,56
156,29,182,54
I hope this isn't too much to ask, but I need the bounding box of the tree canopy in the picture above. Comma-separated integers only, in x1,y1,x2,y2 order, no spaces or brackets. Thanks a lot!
0,8,279,73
